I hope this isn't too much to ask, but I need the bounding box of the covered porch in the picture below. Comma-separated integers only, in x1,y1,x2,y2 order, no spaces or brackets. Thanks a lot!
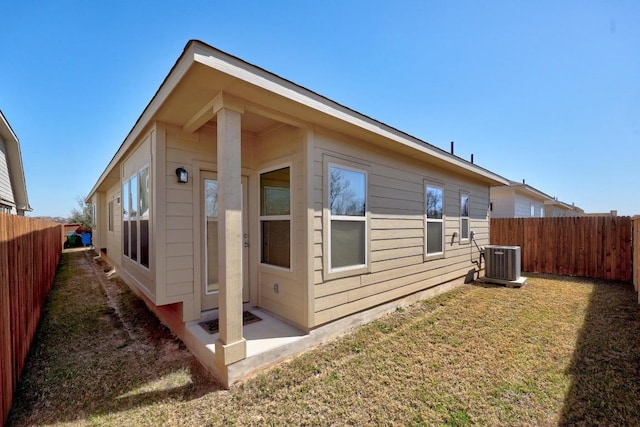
178,277,464,385
172,88,310,373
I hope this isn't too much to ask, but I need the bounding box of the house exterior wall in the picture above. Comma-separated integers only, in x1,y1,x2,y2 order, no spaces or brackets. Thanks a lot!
547,205,579,217
490,188,515,218
161,124,208,308
491,187,548,218
531,202,544,218
254,125,307,328
311,129,490,326
85,41,512,384
94,120,497,332
106,182,122,262
0,135,16,214
159,123,260,321
514,194,544,218
91,191,107,251
119,129,155,300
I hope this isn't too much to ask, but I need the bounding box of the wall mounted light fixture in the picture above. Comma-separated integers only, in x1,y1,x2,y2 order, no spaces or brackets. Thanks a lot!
175,167,188,184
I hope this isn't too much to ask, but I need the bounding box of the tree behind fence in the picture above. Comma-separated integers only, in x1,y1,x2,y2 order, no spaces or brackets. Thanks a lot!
0,214,61,425
490,216,632,282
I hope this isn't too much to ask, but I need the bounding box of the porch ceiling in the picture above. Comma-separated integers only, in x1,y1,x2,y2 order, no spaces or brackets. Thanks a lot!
154,62,282,135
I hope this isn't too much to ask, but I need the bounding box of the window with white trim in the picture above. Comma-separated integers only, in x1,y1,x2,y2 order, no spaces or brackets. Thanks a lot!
425,185,444,256
329,165,367,271
122,165,150,268
123,180,130,257
460,193,469,240
139,167,150,268
260,166,291,269
108,200,114,232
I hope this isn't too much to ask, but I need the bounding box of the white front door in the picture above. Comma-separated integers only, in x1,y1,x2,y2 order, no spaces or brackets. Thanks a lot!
202,172,249,310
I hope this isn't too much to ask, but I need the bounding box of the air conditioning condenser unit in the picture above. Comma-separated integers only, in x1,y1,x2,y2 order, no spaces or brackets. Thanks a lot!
481,245,527,287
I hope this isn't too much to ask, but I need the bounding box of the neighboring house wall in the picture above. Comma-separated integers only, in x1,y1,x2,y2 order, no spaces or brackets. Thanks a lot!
0,135,16,214
490,189,514,218
490,183,577,219
514,194,533,218
546,204,580,217
0,111,30,215
513,194,544,218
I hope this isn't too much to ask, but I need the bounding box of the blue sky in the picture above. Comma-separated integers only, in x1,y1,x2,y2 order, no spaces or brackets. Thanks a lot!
2,1,639,217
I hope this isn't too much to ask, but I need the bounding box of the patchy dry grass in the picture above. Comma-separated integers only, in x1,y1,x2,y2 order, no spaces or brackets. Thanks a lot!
7,251,640,426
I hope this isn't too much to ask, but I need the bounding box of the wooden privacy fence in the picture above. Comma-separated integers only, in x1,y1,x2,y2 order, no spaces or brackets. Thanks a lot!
634,216,640,299
0,214,61,425
490,216,633,282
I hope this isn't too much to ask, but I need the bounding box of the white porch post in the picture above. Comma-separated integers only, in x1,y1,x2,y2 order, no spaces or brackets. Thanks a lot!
214,98,246,365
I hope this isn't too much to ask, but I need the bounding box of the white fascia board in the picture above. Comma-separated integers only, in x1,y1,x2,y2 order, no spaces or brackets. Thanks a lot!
88,44,198,198
520,186,554,202
507,181,554,202
545,199,576,211
0,111,18,143
192,44,508,186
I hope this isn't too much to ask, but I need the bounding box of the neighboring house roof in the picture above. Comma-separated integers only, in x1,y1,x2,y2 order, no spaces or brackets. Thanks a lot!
495,180,555,202
491,180,582,213
544,198,583,214
0,110,31,213
89,40,508,198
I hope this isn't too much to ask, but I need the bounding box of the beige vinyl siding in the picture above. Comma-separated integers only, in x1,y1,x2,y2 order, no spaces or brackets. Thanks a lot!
255,125,307,328
0,136,16,210
161,123,257,317
312,130,490,326
106,183,122,265
163,125,209,303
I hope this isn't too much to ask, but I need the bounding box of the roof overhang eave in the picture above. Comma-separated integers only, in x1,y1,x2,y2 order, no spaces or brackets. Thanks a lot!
89,40,509,197
190,42,509,186
88,42,198,199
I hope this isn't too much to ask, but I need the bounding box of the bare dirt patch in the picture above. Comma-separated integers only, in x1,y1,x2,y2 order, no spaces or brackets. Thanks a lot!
7,250,218,426
7,257,640,426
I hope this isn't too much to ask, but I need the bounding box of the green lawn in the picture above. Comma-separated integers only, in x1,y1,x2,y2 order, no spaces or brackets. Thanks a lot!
7,250,640,426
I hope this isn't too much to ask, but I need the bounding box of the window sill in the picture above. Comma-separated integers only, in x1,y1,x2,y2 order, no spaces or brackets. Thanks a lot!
424,253,445,262
324,264,369,281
